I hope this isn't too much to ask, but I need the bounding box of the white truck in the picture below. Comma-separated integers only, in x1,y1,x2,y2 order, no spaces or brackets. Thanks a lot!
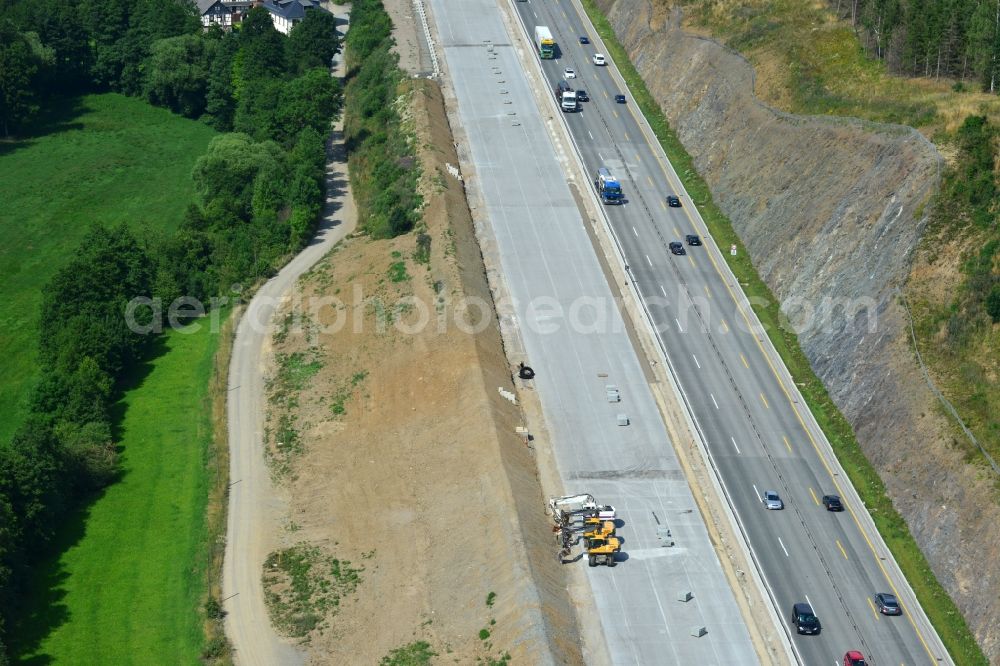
534,26,555,59
555,79,578,112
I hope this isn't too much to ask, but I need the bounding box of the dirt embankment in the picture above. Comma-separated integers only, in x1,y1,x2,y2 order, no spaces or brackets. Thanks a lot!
596,0,1000,659
261,79,584,664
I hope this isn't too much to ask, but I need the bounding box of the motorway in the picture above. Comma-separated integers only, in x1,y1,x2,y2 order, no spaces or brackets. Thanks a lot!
509,0,952,664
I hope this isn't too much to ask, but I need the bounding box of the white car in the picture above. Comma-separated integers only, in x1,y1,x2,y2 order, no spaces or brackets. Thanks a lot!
564,67,576,79
592,53,606,66
762,490,784,510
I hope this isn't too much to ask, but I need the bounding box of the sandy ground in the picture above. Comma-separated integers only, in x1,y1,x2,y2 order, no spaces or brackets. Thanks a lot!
262,77,584,663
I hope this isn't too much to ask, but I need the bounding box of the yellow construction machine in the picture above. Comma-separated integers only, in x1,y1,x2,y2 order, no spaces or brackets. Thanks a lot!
585,534,621,567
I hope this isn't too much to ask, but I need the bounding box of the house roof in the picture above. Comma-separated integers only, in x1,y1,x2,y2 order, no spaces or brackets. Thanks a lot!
262,0,323,21
197,0,221,14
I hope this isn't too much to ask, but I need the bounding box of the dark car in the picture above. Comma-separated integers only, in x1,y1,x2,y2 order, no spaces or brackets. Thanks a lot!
614,94,626,104
576,89,589,102
791,601,821,635
669,242,686,256
666,195,682,207
579,35,590,44
685,234,702,246
822,494,844,511
874,592,902,615
844,651,867,666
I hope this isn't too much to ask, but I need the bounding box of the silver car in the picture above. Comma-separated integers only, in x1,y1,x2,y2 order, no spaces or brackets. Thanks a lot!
762,490,784,510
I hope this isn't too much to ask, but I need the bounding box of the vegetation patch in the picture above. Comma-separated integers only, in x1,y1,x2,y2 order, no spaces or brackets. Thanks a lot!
13,319,224,663
0,93,214,445
380,641,436,665
262,543,364,639
344,0,423,238
581,1,987,662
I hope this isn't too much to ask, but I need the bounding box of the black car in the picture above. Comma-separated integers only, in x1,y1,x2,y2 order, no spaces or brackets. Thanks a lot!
669,242,686,256
822,494,844,512
579,35,589,44
874,592,902,616
791,601,821,635
614,94,626,104
666,195,682,207
685,234,701,246
576,89,589,102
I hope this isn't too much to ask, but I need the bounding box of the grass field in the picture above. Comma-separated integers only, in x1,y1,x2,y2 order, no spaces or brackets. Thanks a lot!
14,316,226,664
0,93,215,444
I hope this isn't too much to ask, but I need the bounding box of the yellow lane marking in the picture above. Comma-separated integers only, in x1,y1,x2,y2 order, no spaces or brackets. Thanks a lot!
673,227,681,237
867,596,880,620
720,319,729,333
624,132,629,141
687,255,696,269
613,110,618,118
760,392,769,409
740,353,749,369
784,435,793,453
808,487,819,504
659,199,667,210
703,284,712,299
647,175,654,186
837,539,849,560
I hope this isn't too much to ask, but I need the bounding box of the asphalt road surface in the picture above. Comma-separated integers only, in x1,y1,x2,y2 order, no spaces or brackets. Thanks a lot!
509,0,952,664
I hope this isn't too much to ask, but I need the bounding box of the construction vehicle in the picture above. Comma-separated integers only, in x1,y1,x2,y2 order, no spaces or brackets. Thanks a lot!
595,167,624,204
586,534,621,567
549,494,615,525
534,26,555,59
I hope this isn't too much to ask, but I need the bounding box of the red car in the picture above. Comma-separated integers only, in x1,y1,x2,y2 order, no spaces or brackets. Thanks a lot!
844,651,867,666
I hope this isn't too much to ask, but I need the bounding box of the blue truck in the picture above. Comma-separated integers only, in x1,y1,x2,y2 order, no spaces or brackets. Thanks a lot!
595,167,623,204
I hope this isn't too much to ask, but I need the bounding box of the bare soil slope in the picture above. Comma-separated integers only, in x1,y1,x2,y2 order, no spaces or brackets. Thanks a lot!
263,80,583,664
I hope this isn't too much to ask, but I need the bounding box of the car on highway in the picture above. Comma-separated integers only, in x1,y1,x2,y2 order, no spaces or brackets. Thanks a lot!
668,241,686,255
579,35,589,44
822,494,844,511
666,195,681,207
791,601,821,635
564,67,576,79
762,490,784,510
844,651,867,666
576,89,589,102
874,592,902,615
614,94,626,103
592,53,606,66
685,234,702,246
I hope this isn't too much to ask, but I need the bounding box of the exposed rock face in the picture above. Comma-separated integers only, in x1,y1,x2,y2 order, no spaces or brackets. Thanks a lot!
595,0,1000,660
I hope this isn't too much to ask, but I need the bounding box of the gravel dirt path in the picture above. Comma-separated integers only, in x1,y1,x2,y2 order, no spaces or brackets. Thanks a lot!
222,39,356,664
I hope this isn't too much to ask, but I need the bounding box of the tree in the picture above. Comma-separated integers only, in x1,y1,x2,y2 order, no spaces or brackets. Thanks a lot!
275,68,341,145
286,9,340,73
0,22,40,137
145,33,215,117
236,6,287,83
191,133,286,217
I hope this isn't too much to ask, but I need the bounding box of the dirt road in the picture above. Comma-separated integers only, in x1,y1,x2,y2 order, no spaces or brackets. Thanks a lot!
222,44,356,665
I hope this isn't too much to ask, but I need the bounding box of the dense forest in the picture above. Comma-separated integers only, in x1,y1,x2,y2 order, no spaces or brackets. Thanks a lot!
0,1,346,661
833,0,1000,88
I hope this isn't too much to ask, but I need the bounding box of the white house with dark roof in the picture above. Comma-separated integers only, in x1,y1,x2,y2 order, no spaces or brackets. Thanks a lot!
197,0,255,29
261,0,325,35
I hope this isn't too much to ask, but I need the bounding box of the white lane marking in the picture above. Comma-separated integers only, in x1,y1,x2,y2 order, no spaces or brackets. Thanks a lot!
675,318,683,332
752,484,760,502
632,226,638,237
598,152,604,162
692,354,701,369
659,284,666,297
778,537,790,557
731,436,741,454
805,595,814,612
710,393,719,409
588,130,594,140
645,254,652,266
